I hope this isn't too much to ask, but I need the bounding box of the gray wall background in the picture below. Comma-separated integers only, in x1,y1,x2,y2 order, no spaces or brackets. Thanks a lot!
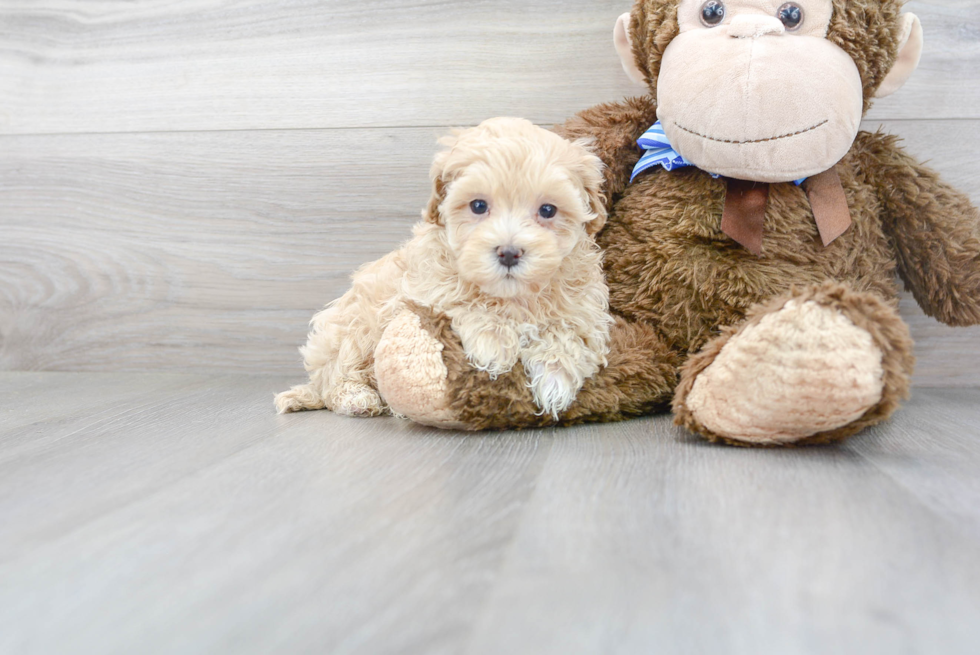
1,0,978,385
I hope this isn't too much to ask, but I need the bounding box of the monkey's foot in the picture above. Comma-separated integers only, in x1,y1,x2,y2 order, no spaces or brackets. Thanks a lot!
673,282,914,446
374,309,466,428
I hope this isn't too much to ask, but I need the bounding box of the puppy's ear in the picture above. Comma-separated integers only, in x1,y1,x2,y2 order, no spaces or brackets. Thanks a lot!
423,176,448,226
423,132,460,225
571,139,608,237
583,176,608,237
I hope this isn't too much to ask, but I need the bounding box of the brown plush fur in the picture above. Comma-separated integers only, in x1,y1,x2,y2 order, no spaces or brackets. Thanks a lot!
597,136,896,355
860,134,980,326
412,301,679,430
555,96,659,208
376,0,980,443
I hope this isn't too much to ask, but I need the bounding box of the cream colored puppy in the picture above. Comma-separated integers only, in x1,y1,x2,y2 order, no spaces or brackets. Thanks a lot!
275,117,612,420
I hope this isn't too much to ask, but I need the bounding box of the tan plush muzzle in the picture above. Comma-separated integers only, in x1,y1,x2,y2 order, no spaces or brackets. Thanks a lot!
656,21,863,183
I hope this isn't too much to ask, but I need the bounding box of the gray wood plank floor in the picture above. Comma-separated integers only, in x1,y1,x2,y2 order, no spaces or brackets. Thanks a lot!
1,373,978,655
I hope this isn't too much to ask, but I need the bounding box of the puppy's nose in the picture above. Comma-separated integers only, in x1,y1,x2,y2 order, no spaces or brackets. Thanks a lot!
497,246,523,269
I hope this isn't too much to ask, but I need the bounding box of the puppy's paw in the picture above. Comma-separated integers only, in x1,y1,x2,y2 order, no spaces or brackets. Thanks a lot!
330,382,386,417
275,384,324,414
458,324,521,378
526,361,582,419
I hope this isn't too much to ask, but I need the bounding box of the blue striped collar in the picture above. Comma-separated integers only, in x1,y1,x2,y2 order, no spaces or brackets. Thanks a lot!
631,121,806,186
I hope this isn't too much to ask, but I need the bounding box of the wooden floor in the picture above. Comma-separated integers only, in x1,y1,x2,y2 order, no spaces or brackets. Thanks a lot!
1,373,979,654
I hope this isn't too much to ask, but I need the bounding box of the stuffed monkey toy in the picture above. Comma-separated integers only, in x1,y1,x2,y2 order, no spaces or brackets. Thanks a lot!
374,0,980,446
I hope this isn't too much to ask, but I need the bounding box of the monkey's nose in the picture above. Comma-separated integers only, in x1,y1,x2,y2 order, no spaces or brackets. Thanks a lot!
497,246,523,269
728,15,785,38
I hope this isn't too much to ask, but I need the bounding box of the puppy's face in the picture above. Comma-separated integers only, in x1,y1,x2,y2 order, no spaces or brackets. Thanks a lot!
426,118,606,299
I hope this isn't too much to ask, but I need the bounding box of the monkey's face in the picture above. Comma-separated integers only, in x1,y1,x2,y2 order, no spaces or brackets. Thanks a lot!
656,0,862,183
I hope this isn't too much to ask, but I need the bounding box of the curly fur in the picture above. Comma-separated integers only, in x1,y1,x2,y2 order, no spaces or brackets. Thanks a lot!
276,118,613,419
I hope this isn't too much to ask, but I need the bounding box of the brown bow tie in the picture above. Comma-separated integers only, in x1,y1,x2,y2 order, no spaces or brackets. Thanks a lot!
720,167,852,255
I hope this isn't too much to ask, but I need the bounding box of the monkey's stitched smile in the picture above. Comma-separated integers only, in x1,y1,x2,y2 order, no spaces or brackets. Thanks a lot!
673,119,829,145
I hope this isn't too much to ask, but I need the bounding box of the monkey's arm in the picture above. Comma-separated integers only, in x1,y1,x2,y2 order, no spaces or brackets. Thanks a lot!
863,132,980,326
375,305,678,430
553,95,659,204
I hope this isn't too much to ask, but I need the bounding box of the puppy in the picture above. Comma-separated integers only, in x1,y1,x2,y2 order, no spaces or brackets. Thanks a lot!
275,117,612,420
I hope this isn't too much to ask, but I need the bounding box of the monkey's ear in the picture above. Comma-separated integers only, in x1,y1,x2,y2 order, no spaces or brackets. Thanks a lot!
614,12,646,86
875,13,923,98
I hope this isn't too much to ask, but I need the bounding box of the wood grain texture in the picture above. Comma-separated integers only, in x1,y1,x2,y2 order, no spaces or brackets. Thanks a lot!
0,127,435,373
1,373,978,654
0,373,555,655
2,120,979,383
850,387,980,540
0,0,638,135
469,389,980,655
0,0,977,136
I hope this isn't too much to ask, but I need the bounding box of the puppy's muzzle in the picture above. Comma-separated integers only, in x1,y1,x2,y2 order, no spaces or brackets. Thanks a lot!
496,246,523,269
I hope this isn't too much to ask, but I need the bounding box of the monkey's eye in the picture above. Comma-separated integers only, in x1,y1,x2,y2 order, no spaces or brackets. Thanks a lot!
699,0,726,27
470,199,489,215
777,2,804,30
538,204,558,220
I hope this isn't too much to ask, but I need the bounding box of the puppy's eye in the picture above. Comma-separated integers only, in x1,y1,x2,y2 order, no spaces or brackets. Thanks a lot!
469,199,489,215
699,0,725,27
538,204,558,220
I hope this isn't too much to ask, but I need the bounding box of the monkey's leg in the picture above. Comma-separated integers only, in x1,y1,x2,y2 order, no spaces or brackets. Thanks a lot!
374,304,679,430
673,282,914,446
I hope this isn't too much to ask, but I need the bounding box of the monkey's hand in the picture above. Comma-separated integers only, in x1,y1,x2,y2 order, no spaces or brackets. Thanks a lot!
864,132,980,326
375,306,678,430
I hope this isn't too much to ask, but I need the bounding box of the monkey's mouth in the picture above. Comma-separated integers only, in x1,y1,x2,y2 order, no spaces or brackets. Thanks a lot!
672,119,829,145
